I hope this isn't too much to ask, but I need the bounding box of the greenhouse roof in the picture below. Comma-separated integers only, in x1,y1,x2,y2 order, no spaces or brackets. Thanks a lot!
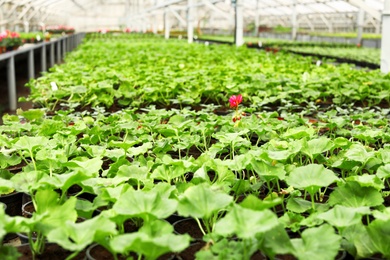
1,0,385,17
0,0,386,32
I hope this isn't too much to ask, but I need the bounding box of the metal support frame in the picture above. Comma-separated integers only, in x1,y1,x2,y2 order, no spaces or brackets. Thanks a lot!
291,0,298,40
28,50,35,80
187,0,194,43
381,0,390,73
346,0,381,20
356,7,365,45
50,43,55,67
164,8,170,39
0,33,86,112
298,15,315,31
41,44,47,72
62,39,66,59
254,0,260,36
7,56,17,111
169,6,186,26
319,14,334,32
234,0,244,46
56,41,61,63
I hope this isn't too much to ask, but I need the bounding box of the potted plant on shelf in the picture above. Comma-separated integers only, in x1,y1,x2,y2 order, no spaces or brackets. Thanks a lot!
0,31,6,54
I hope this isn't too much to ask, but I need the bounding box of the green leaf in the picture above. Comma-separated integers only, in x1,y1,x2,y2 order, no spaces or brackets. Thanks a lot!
286,164,338,195
366,219,390,258
112,185,177,220
214,205,279,239
0,246,21,260
239,194,282,211
345,143,374,163
10,170,46,193
346,174,384,190
341,223,374,258
47,214,118,252
317,205,369,228
110,219,191,260
0,178,14,195
377,164,390,179
250,160,286,181
18,108,45,121
290,224,341,260
177,183,232,220
127,142,153,156
14,136,49,152
286,197,313,213
33,190,78,235
0,153,21,169
282,126,315,139
64,157,102,177
301,137,333,159
257,224,294,258
328,181,383,207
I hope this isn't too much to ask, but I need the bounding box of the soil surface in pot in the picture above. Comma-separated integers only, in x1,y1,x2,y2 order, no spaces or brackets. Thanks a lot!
173,218,205,241
86,244,177,260
17,243,86,260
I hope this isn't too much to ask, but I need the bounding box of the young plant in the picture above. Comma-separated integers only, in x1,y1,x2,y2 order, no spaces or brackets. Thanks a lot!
286,164,339,210
111,183,178,232
18,189,78,259
177,183,233,236
213,199,283,259
109,219,191,260
46,214,118,260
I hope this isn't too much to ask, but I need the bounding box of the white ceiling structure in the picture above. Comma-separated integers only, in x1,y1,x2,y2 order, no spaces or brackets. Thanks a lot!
0,0,385,32
0,0,389,72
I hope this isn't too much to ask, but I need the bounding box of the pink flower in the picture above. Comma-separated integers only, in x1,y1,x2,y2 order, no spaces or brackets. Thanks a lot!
229,94,243,108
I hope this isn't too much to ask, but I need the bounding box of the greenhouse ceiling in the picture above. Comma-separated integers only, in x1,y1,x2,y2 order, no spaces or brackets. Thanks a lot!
0,0,387,32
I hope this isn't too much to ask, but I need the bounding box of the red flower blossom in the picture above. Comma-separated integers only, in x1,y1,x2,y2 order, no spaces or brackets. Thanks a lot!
229,94,242,108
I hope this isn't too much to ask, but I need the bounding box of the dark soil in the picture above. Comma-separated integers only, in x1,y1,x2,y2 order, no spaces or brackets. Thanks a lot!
178,242,206,260
17,243,86,260
173,218,205,241
0,191,23,217
86,244,178,260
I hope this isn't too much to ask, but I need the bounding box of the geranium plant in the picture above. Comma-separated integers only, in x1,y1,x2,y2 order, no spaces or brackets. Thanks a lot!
229,94,243,125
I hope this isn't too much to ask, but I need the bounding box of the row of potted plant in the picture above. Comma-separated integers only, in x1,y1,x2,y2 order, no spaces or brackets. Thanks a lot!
0,33,389,259
45,25,75,35
24,34,390,112
0,102,389,259
0,30,22,53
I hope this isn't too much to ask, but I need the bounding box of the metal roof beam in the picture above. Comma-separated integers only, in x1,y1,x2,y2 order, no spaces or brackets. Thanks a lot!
201,0,230,19
381,0,390,73
168,6,186,25
71,0,87,11
345,0,381,20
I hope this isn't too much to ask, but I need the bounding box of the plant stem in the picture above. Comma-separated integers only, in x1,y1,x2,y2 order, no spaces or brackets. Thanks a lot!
194,217,206,236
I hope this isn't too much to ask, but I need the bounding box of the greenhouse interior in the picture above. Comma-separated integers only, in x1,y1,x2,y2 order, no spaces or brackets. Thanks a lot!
0,0,390,259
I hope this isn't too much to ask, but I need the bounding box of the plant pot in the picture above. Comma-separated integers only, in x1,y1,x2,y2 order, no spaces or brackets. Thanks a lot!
0,191,23,216
17,243,86,260
0,202,18,242
177,241,205,260
85,243,177,260
165,212,185,225
17,232,45,244
1,202,6,211
21,200,34,218
173,218,205,241
275,250,346,260
67,184,96,202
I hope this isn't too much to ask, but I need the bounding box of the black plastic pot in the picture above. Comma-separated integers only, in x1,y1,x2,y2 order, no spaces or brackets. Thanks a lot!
172,218,205,242
0,191,23,216
0,202,6,211
21,200,34,218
